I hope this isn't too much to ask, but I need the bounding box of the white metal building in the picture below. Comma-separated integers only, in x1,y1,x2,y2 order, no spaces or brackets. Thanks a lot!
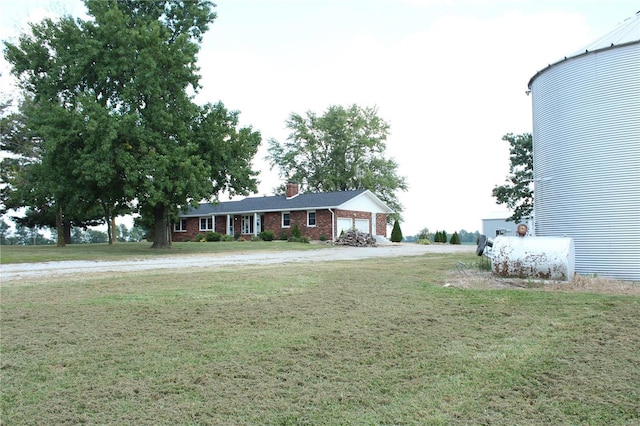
528,11,640,281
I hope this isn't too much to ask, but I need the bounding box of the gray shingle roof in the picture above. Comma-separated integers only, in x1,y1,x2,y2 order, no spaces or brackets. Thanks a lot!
180,189,372,217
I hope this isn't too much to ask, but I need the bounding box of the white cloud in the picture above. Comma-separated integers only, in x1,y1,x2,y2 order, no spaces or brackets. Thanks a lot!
198,9,594,234
1,1,629,235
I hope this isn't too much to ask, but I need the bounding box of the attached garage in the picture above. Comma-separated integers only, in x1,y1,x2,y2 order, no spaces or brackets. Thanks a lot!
354,218,370,234
337,218,353,236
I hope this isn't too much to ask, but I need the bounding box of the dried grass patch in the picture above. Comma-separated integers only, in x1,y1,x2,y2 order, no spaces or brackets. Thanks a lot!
442,265,640,295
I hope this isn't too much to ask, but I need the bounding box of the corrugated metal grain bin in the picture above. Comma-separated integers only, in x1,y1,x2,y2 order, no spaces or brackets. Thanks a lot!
527,12,640,281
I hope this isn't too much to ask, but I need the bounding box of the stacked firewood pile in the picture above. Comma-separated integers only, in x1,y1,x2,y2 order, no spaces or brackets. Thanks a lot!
334,229,377,247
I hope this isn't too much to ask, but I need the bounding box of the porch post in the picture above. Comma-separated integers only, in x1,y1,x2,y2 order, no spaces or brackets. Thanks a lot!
253,212,259,236
372,213,377,236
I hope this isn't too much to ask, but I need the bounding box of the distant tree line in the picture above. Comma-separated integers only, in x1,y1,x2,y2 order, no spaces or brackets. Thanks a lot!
403,228,480,244
0,219,147,245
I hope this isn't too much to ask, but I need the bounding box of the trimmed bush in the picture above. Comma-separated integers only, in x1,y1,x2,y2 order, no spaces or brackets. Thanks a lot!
417,238,431,245
206,232,222,242
390,220,403,243
259,230,275,241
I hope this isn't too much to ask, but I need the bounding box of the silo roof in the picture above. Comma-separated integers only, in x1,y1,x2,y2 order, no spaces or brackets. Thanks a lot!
528,10,640,88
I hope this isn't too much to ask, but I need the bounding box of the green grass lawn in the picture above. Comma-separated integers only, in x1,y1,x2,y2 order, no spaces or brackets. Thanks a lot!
0,241,328,264
1,252,639,425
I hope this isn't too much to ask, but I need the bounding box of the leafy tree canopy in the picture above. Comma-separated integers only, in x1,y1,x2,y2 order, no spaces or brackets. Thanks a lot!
492,132,533,224
266,104,407,221
3,0,260,248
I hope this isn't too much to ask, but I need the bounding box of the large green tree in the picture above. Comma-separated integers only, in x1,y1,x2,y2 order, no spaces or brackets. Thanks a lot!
492,132,533,223
267,104,407,219
3,0,260,248
1,98,104,246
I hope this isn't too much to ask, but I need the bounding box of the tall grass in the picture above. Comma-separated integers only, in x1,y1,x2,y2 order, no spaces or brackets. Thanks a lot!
2,254,639,424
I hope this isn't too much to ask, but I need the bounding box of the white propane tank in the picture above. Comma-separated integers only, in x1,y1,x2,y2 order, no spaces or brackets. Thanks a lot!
491,236,575,281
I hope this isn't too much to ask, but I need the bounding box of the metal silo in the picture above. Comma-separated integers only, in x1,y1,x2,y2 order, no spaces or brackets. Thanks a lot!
528,11,640,281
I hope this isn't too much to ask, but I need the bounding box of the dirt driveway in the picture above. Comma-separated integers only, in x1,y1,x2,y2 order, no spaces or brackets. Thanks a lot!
1,244,474,282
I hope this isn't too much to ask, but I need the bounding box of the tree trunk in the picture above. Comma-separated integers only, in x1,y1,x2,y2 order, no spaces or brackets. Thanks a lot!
64,221,72,245
151,204,171,249
56,208,66,247
111,215,117,244
104,203,113,245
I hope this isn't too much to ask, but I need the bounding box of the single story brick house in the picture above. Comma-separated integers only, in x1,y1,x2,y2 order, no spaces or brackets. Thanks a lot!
172,182,394,241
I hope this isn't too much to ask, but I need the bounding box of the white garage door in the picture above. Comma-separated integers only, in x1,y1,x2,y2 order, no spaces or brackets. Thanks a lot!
355,219,370,234
337,218,353,237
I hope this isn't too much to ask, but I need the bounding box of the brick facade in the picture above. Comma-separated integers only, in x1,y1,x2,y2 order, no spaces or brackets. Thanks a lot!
171,209,388,242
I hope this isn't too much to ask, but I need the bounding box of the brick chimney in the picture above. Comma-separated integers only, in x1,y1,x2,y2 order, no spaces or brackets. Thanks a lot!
286,182,299,198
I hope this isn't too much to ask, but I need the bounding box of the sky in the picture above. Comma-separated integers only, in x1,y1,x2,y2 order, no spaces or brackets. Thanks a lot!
1,0,638,236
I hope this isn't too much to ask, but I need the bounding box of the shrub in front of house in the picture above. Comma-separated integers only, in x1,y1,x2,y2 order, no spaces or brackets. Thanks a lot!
222,234,234,242
286,225,308,243
390,220,403,242
259,230,275,241
195,233,206,242
206,232,222,242
279,230,288,240
291,224,302,239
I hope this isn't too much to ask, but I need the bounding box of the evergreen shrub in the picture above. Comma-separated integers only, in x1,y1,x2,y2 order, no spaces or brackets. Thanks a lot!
450,231,461,245
391,220,403,242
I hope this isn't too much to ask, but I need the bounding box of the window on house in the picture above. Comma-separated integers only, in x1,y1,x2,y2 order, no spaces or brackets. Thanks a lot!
307,211,316,227
282,212,290,228
200,217,214,231
241,215,254,234
174,219,187,232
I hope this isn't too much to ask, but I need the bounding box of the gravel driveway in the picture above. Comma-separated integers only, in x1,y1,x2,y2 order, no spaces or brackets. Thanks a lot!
1,244,474,282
